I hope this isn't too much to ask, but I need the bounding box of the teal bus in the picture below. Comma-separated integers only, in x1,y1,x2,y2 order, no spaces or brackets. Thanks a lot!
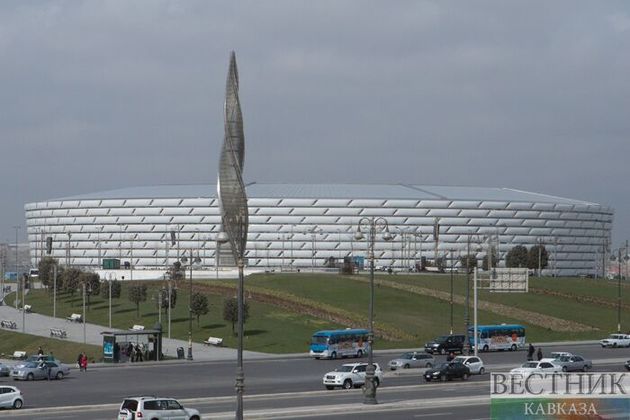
309,329,370,359
468,324,526,352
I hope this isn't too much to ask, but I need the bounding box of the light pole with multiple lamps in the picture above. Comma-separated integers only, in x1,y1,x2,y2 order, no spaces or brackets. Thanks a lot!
354,216,393,405
609,243,628,333
180,250,201,361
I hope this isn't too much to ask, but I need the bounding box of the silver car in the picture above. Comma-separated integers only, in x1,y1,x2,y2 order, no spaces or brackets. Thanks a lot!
0,363,11,377
388,352,435,370
11,361,70,381
0,385,24,409
553,355,592,372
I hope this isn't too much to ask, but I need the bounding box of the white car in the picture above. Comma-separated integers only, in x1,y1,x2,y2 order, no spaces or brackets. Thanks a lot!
0,385,24,409
118,396,200,420
600,334,630,348
453,355,485,375
323,363,383,390
510,361,562,376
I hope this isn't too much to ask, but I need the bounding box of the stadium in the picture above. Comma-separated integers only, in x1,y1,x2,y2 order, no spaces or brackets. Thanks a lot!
24,183,613,276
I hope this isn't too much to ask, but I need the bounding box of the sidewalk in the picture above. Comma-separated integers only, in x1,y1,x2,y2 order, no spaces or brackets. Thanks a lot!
0,294,264,362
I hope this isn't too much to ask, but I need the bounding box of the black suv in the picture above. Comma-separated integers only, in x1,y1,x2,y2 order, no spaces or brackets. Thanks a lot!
424,334,465,355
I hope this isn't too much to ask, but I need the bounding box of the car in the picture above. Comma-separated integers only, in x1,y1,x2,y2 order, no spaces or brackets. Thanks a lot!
118,396,200,420
510,361,562,376
553,355,592,372
453,355,485,374
600,334,630,348
14,355,61,369
322,363,383,390
0,386,23,409
388,352,434,370
424,334,465,355
424,362,471,382
0,363,11,377
10,361,70,381
624,360,629,371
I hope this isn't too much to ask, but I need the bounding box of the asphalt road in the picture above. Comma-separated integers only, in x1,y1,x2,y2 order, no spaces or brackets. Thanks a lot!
0,343,628,419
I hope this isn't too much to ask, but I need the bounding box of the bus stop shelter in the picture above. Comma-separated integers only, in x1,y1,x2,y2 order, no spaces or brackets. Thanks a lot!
101,326,163,363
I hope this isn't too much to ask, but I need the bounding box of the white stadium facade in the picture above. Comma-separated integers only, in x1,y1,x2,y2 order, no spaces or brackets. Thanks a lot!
25,183,613,276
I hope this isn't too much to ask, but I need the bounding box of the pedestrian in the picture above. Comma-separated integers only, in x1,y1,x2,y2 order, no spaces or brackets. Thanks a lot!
128,343,135,363
527,343,535,361
135,344,143,362
536,347,543,361
447,352,455,362
114,342,120,363
77,353,83,370
37,346,44,356
80,353,88,372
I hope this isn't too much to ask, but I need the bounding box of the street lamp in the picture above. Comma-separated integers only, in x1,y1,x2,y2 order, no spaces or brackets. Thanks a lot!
310,228,322,272
354,217,393,405
463,233,483,355
609,244,629,333
181,250,201,360
13,226,20,312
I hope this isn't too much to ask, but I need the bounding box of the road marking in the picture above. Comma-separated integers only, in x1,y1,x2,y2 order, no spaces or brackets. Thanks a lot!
414,412,452,418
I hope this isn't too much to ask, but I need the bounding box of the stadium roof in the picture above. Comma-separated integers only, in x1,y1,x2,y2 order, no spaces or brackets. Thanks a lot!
51,183,601,207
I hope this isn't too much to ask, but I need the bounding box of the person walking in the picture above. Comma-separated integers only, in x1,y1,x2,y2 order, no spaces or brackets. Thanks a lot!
447,352,455,362
536,347,543,361
128,343,135,363
527,343,535,361
37,346,44,356
80,353,88,372
77,353,83,370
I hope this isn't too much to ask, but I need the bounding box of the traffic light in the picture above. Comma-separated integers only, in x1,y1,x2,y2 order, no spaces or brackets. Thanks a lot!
46,237,53,254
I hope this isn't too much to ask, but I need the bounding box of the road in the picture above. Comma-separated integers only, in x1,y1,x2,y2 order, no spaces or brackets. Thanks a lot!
0,343,628,419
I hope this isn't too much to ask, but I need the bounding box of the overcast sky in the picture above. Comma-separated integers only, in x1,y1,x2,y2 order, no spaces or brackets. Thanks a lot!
1,1,629,247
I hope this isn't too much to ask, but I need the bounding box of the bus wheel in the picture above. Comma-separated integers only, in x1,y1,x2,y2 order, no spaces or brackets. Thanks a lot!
510,344,517,352
330,352,337,360
483,345,489,352
356,350,363,358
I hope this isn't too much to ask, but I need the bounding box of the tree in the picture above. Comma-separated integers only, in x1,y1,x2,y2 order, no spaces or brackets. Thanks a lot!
100,280,122,299
527,245,549,272
506,245,528,268
482,246,499,271
340,257,354,275
79,272,100,308
160,286,177,313
458,255,478,273
167,262,185,285
223,297,250,335
128,284,148,317
62,267,82,297
191,292,209,326
37,257,59,289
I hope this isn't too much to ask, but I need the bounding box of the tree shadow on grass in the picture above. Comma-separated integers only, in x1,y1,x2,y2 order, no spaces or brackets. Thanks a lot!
92,303,121,310
170,317,189,323
114,308,136,314
244,329,267,336
201,323,225,330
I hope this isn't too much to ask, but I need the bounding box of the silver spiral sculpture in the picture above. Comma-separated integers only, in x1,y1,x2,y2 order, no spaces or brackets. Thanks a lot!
218,51,248,261
217,51,248,420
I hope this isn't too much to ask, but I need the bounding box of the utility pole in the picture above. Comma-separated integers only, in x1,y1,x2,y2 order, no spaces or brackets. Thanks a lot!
14,226,20,310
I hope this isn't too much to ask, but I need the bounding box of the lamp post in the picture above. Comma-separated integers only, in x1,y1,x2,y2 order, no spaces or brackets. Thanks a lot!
107,273,114,328
354,216,393,405
450,248,454,335
610,244,628,333
464,233,483,355
14,226,20,311
310,228,322,272
181,250,201,360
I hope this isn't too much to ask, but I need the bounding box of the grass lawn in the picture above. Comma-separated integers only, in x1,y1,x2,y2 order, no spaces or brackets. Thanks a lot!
0,329,101,364
3,273,626,354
